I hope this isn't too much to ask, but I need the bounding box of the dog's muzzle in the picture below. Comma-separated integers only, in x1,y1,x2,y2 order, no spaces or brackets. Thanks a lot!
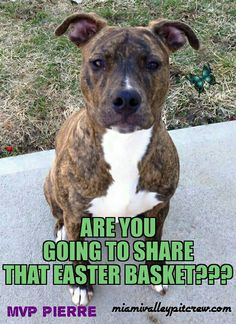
112,89,141,116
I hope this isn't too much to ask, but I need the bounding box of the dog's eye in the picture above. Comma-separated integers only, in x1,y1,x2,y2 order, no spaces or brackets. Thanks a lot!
146,61,160,71
91,59,105,69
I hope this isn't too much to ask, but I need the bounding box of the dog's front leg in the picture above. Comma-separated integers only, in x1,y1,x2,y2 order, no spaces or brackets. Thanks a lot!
57,213,94,306
143,202,170,295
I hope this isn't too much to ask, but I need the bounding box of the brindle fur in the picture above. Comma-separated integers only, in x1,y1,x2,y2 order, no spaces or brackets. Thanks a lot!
44,12,199,295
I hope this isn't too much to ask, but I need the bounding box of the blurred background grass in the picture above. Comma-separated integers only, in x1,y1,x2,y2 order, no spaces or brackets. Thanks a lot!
0,0,235,156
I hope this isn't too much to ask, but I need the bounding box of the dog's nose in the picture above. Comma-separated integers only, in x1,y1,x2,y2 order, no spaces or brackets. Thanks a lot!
112,89,141,114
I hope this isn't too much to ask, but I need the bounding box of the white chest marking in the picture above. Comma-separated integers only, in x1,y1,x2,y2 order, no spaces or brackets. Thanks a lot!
88,127,162,218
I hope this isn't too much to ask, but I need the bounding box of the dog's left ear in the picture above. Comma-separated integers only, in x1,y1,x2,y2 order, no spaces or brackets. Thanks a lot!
55,12,107,47
149,19,200,52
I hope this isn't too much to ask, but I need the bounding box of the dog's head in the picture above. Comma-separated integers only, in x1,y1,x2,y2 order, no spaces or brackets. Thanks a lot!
56,12,199,133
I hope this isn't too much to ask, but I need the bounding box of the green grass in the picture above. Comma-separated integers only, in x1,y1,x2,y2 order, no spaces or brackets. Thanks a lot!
0,0,235,156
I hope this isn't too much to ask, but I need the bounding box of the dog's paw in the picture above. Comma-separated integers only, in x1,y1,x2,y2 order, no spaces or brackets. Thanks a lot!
55,226,67,242
69,285,94,306
151,284,168,296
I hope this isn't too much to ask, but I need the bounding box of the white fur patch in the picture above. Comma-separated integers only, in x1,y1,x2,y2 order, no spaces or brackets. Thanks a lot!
69,286,93,306
152,284,169,295
88,127,162,218
55,226,67,242
125,77,133,89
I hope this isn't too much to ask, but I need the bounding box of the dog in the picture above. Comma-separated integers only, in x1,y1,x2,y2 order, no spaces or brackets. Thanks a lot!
44,11,199,305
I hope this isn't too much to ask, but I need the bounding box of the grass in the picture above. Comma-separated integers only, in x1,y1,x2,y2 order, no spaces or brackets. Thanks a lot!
0,0,235,156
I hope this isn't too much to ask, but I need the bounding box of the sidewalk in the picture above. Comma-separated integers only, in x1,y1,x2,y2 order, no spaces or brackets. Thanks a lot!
0,121,235,324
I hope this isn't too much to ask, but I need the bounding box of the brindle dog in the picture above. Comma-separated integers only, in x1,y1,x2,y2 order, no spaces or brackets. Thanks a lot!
44,12,199,305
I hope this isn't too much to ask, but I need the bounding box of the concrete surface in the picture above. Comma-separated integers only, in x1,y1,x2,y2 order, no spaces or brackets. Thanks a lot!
0,121,236,324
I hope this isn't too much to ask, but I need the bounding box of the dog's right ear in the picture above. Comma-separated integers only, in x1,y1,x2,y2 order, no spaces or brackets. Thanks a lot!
55,12,107,47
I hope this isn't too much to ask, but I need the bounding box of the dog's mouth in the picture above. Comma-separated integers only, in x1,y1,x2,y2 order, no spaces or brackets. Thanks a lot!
110,122,141,133
104,113,146,133
100,105,154,133
108,115,143,133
